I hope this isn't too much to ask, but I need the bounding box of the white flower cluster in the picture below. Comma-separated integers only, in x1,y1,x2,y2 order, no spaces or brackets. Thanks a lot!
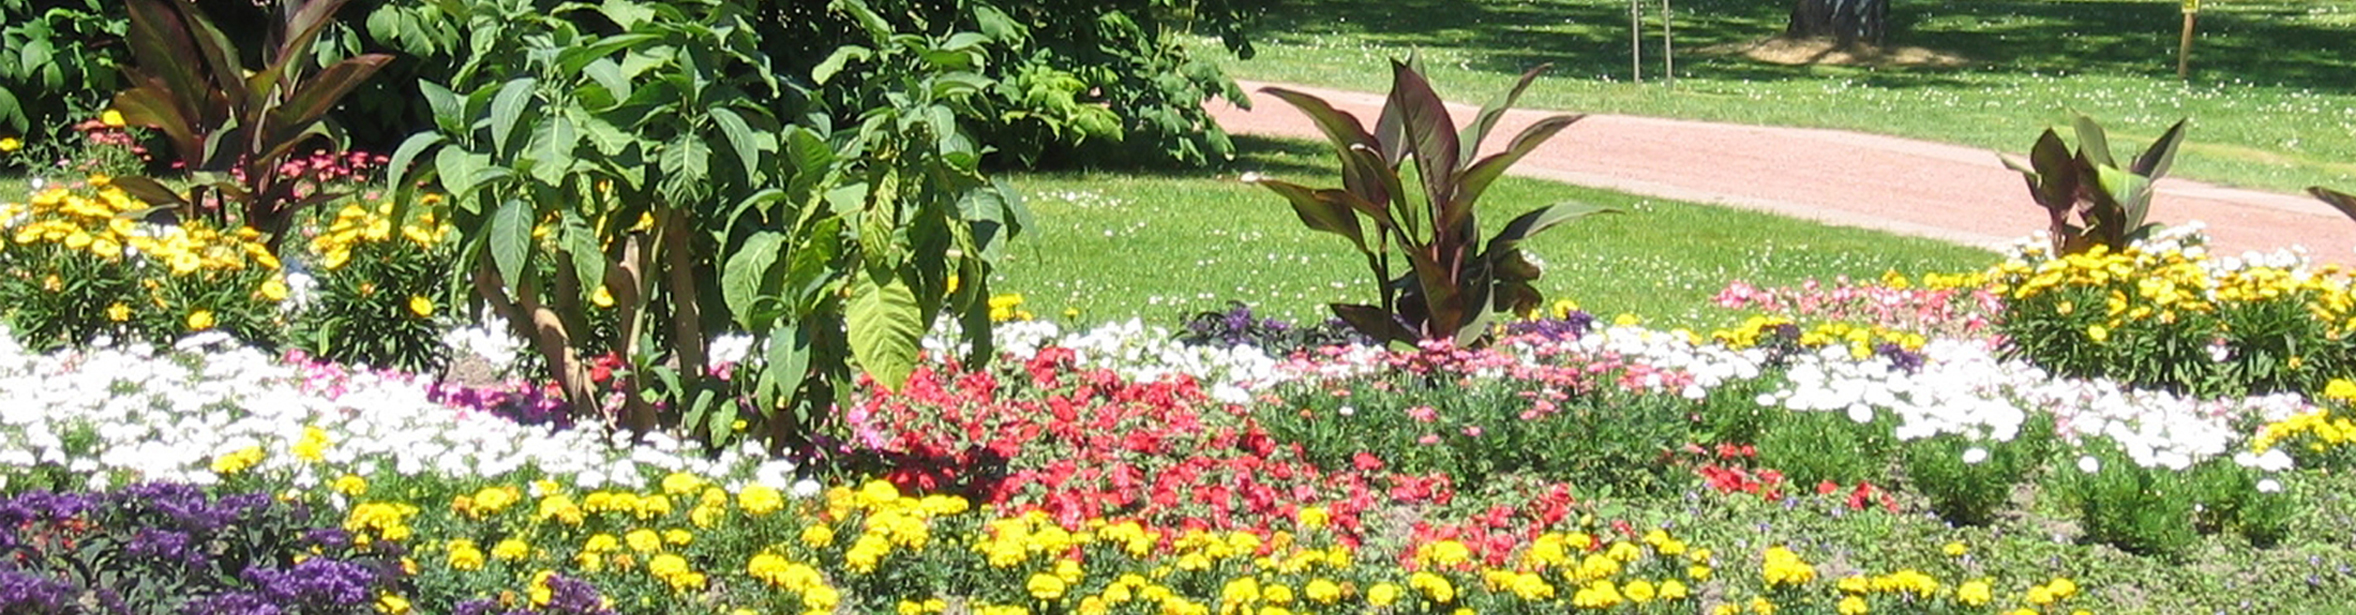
0,331,794,492
1762,337,2311,470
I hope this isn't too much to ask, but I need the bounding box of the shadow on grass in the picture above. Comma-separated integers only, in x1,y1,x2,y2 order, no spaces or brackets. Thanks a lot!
1251,0,2356,92
1011,135,1336,181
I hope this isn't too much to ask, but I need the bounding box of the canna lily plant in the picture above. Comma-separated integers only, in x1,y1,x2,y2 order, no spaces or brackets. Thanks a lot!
1252,60,1612,347
106,0,392,252
2001,113,2188,256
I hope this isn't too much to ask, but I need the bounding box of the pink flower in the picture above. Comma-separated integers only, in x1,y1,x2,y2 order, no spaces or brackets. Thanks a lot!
1418,434,1442,445
1461,425,1483,437
1407,405,1438,423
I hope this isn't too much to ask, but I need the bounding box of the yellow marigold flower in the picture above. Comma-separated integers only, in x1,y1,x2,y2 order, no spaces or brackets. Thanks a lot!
332,474,368,497
801,524,835,548
1570,579,1622,609
663,528,692,546
375,592,410,614
408,296,434,318
2086,324,2108,343
1957,580,1994,606
1304,579,1342,604
739,482,784,516
2048,577,2079,599
626,529,662,553
1605,540,1643,562
1297,506,1329,530
1028,573,1069,601
1749,596,1777,614
472,486,520,515
1943,541,1967,557
1366,582,1401,607
106,302,131,322
858,479,901,508
1658,579,1688,600
211,445,265,475
1622,579,1656,603
446,539,485,571
1837,595,1869,615
186,309,217,331
260,279,289,302
582,533,620,554
1409,571,1456,603
492,538,530,561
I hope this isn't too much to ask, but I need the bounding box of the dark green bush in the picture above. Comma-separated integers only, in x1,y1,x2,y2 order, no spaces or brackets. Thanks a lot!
1899,419,2053,527
1755,409,1894,487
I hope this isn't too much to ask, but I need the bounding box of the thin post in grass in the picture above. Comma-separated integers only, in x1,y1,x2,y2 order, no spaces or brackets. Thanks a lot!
2178,0,2199,79
1661,0,1674,87
1629,0,1642,82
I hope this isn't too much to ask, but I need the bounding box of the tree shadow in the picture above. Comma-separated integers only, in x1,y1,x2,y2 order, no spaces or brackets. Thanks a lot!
1250,0,2356,93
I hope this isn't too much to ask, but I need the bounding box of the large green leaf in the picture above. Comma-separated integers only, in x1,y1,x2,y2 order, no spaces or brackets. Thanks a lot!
846,274,921,391
558,210,603,297
758,319,813,413
434,147,488,198
487,198,533,292
490,77,536,155
2071,113,2115,169
724,231,788,330
109,176,188,208
709,107,766,182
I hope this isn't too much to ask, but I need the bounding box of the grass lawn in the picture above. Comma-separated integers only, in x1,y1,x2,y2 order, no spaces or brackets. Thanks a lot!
991,136,1996,328
1217,0,2356,193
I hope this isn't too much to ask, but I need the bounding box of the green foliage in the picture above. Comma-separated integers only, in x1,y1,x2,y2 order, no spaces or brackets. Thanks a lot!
394,0,1021,451
288,202,457,374
1268,360,1695,494
0,182,287,351
1755,409,1892,487
767,0,1258,167
2057,439,2291,558
2001,113,2187,256
106,0,392,250
1899,421,2053,527
0,0,126,139
1254,60,1614,347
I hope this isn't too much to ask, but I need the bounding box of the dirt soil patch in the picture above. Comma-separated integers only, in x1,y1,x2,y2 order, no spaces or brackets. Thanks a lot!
1705,36,1968,68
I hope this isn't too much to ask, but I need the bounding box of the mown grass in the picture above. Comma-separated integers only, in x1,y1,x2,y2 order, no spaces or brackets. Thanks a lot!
991,136,1995,328
1217,0,2356,193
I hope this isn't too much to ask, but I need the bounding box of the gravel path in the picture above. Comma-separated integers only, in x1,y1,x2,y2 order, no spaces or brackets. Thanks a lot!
1208,80,2356,263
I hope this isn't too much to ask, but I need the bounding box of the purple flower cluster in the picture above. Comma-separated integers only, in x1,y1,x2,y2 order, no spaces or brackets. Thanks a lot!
1177,301,1373,353
453,573,614,615
0,569,76,614
183,557,392,615
1,483,396,615
1503,310,1595,341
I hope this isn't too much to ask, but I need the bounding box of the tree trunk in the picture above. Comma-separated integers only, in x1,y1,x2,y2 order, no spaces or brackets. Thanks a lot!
1787,0,1889,45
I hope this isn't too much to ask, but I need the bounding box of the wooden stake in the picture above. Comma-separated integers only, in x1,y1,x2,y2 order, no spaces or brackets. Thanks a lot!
2177,10,2198,79
1661,0,1675,87
1630,0,1643,83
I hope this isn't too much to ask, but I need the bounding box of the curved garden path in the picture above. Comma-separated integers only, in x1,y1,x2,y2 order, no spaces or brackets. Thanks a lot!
1209,80,2356,263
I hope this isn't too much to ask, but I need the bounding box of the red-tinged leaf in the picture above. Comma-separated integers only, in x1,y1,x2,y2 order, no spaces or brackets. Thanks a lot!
1456,114,1582,209
1458,63,1551,166
2310,187,2356,223
1386,60,1461,216
123,0,208,116
179,1,248,112
267,54,393,142
1484,201,1616,256
111,83,202,165
1255,178,1368,254
1330,303,1415,346
271,0,354,73
109,176,188,207
2131,118,2188,179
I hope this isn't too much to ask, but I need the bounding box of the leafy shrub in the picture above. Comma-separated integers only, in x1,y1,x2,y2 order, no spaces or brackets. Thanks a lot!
2056,439,2288,556
2248,382,2356,472
0,0,126,139
0,181,286,350
1254,61,1614,346
393,0,1023,450
1754,408,1895,488
1899,418,2053,527
1991,236,2355,397
289,200,456,374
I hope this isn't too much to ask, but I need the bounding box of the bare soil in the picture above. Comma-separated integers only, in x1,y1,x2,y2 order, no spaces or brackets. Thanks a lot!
1704,36,1969,69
